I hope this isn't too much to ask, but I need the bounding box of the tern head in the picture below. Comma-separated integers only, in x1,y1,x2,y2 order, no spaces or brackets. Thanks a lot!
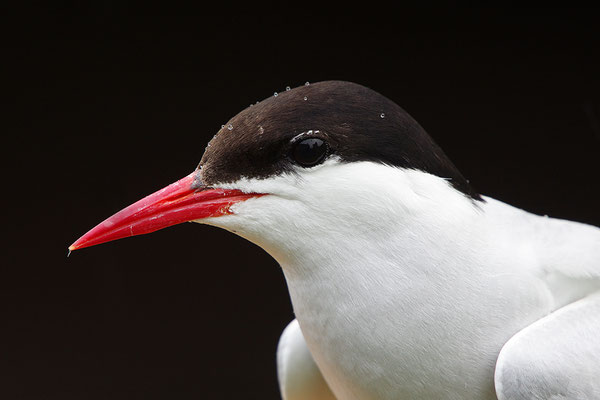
70,81,481,262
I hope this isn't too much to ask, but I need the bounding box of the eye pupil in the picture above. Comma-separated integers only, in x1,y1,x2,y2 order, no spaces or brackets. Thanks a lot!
292,138,327,167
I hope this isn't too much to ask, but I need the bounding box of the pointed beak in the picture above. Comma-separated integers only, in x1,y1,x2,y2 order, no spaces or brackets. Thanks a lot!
69,172,263,251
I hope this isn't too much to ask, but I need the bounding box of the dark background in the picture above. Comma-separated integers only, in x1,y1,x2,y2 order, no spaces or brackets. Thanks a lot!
5,5,600,399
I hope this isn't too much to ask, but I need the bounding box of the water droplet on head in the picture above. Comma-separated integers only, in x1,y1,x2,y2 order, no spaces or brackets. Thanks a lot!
303,96,308,101
274,92,278,97
228,124,233,130
380,113,385,118
258,126,265,135
305,81,310,86
286,86,291,91
221,125,225,129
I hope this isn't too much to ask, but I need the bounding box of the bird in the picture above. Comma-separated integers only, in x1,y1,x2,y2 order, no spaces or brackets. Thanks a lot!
70,81,600,400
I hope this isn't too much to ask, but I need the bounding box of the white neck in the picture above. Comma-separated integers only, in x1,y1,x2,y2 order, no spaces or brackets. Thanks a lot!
204,161,554,399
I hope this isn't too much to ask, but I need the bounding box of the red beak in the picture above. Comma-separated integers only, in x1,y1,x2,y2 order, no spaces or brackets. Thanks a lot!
69,172,263,251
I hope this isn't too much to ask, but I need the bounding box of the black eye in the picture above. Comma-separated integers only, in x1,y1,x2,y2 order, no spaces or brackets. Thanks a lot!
291,138,328,167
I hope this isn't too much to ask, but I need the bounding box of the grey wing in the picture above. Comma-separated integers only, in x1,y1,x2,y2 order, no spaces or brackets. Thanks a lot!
276,319,336,400
495,292,600,400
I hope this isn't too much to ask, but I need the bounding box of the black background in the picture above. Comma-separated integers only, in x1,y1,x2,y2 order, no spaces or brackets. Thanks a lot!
5,5,600,399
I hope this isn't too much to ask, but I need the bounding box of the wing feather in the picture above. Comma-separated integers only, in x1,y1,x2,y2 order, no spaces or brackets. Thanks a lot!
276,319,336,400
495,292,600,399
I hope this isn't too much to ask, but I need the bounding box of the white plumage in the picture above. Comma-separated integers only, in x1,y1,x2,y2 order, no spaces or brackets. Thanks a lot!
277,319,336,400
201,159,600,399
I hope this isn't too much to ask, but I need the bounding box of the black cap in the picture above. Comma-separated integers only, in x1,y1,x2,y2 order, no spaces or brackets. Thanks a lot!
199,81,481,201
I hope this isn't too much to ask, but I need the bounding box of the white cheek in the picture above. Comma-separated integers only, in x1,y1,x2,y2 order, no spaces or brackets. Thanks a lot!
213,157,342,197
194,160,477,272
197,196,287,232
